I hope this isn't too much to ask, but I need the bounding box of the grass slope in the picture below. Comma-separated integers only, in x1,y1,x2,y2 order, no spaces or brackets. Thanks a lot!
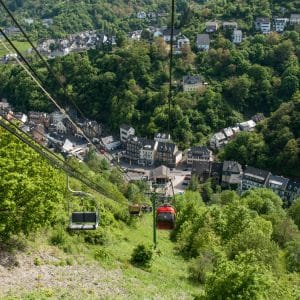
1,215,200,299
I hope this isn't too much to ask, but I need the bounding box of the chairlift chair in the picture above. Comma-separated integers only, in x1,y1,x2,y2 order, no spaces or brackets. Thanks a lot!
67,176,99,230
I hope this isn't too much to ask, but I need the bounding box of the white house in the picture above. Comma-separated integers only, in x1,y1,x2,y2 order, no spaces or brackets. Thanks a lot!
205,21,219,33
101,136,121,151
255,17,271,34
137,11,147,19
232,29,242,44
196,34,210,51
187,146,213,165
290,14,300,25
210,132,227,149
120,124,135,143
163,28,180,42
238,120,256,132
154,133,171,143
182,75,204,92
138,139,158,166
274,17,289,32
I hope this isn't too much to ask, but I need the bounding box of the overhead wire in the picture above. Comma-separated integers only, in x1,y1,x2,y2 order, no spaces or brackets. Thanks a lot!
0,0,132,180
168,0,176,135
0,113,114,198
0,29,132,181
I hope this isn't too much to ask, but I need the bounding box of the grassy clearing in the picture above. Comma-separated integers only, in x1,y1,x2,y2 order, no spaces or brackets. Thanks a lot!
1,215,201,299
0,40,32,56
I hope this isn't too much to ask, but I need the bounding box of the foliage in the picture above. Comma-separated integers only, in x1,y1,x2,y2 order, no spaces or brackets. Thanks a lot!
130,243,153,268
0,126,65,240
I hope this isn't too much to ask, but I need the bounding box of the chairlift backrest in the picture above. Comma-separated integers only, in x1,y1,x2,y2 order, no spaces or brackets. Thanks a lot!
71,212,98,223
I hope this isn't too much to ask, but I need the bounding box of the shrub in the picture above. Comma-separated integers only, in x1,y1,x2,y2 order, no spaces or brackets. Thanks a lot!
50,228,68,246
130,244,153,268
84,229,109,245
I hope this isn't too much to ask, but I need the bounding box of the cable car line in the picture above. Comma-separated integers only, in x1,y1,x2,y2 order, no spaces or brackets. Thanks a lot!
168,0,176,135
0,8,131,181
0,116,113,198
0,33,132,181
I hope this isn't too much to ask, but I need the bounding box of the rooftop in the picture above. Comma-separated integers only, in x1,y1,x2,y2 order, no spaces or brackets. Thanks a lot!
183,75,202,85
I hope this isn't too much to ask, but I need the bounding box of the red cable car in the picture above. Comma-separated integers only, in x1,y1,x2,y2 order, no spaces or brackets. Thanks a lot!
156,204,176,230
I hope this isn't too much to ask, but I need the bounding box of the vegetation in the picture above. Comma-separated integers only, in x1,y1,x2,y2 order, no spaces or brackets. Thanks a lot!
172,190,300,299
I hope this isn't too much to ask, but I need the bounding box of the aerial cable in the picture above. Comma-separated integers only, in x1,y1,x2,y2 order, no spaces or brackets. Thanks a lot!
0,3,131,180
0,33,131,181
168,0,176,135
0,115,114,197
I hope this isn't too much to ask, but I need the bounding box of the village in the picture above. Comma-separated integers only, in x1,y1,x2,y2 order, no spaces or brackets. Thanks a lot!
1,13,300,63
1,97,299,203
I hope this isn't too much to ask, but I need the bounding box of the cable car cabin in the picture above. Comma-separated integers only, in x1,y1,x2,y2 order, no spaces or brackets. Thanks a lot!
69,212,99,230
156,204,176,230
128,204,142,216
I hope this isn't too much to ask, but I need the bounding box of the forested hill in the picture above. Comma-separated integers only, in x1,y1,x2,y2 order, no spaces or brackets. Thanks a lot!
1,0,299,38
220,92,300,178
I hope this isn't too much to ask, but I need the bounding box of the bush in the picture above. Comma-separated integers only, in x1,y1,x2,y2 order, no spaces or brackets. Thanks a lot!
50,228,68,246
130,244,153,268
84,229,109,245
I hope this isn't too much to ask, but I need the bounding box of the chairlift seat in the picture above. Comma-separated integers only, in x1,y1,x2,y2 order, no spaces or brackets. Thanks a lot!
69,212,99,230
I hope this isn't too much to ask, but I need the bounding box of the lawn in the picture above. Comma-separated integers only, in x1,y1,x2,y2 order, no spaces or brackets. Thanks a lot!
0,40,33,57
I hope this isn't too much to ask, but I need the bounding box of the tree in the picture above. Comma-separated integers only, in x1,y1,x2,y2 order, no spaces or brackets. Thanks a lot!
0,127,65,240
288,198,300,230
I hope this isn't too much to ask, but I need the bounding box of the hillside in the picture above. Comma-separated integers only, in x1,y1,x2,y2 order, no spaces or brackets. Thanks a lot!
1,126,300,299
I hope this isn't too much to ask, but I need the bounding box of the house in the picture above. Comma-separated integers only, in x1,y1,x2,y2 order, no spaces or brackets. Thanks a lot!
273,17,289,32
232,29,242,44
182,75,204,92
285,180,300,203
137,11,147,19
187,146,213,165
290,14,300,25
82,120,101,139
55,120,67,134
0,98,11,111
255,17,271,34
210,132,227,150
222,21,238,30
241,166,271,191
231,126,241,135
222,161,243,188
150,165,171,186
192,161,222,184
154,133,171,143
177,35,190,48
128,30,142,41
42,18,53,27
138,139,158,166
205,21,219,33
120,124,135,143
101,136,120,151
50,111,65,124
28,111,49,127
267,175,289,199
174,35,190,53
32,123,45,144
238,120,256,132
196,34,210,51
155,142,182,168
163,28,181,42
223,127,234,140
14,112,28,123
124,136,143,162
